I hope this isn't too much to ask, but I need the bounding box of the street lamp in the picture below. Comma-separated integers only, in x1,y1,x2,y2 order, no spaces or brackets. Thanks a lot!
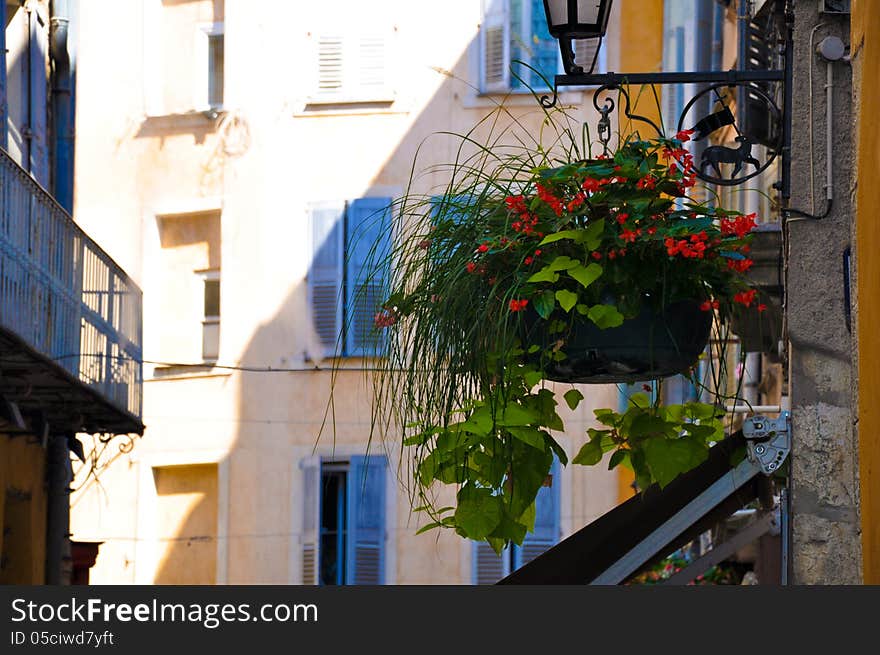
542,0,614,74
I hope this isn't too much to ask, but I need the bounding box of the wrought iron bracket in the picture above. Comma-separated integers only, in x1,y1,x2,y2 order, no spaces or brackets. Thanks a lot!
743,412,791,475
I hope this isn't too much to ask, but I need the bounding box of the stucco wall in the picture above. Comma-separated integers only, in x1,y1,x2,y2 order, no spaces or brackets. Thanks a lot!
70,0,629,585
787,1,861,584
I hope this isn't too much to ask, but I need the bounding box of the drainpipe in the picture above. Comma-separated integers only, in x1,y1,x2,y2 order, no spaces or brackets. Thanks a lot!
50,0,73,212
0,6,8,151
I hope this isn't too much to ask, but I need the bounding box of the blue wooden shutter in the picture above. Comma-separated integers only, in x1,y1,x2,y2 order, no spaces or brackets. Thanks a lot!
345,197,392,357
473,543,512,584
309,204,344,357
513,458,561,569
300,456,321,584
480,0,510,92
345,455,387,584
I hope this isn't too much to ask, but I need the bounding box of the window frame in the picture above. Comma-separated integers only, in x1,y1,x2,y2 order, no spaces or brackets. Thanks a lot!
307,198,393,360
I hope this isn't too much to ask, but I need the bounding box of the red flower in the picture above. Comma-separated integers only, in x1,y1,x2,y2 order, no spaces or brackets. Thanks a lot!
647,226,657,235
721,213,758,239
727,258,754,273
757,303,768,312
617,212,630,225
524,256,533,265
477,243,489,253
536,183,564,216
734,289,758,307
466,262,477,273
636,175,656,190
374,311,397,328
700,301,712,312
509,299,529,312
620,228,638,243
582,177,602,193
534,249,542,257
591,251,602,260
675,129,695,142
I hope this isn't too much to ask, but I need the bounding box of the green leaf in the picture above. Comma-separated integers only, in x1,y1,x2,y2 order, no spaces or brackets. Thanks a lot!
539,230,585,245
523,369,544,387
526,267,560,284
507,426,546,450
608,449,629,470
545,436,569,466
555,289,579,313
499,403,539,426
533,290,556,319
454,485,503,540
573,438,603,466
546,255,581,272
563,388,584,411
587,304,625,329
643,435,709,488
461,406,494,435
416,522,442,535
580,218,605,249
576,303,590,315
568,263,603,289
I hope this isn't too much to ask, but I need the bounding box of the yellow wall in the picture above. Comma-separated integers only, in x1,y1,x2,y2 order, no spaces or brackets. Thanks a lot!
0,433,47,584
852,0,880,585
612,0,665,504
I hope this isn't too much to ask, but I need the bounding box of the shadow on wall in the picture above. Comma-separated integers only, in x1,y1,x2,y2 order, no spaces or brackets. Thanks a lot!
138,30,624,584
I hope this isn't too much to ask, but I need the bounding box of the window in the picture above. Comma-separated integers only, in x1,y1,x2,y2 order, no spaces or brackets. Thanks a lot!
480,0,605,93
199,270,220,362
309,30,393,103
308,198,392,358
300,455,387,585
207,32,224,108
472,459,561,584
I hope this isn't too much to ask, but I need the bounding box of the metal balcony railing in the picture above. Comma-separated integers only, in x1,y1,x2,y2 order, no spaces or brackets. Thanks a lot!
0,147,142,428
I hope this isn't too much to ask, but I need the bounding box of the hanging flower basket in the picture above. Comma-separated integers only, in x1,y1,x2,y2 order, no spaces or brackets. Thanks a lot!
524,298,712,383
347,96,768,552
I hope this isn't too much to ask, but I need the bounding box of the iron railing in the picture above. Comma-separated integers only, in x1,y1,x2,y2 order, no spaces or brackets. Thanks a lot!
0,147,142,420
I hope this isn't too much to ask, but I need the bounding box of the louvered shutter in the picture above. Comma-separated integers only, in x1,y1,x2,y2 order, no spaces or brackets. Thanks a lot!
357,35,388,99
300,456,321,585
317,36,345,98
345,197,392,357
309,204,344,357
346,455,387,585
473,543,512,584
481,0,510,93
513,458,561,569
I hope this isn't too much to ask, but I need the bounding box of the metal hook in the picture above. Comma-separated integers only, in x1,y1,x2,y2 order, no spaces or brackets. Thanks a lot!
597,98,614,156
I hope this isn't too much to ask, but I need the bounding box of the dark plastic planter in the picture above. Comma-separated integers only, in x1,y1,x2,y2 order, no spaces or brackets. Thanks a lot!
524,300,712,384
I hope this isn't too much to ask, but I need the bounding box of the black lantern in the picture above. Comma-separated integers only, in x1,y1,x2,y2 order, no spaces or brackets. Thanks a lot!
543,0,614,74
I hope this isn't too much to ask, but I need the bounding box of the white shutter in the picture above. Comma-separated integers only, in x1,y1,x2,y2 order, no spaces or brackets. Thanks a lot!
480,0,510,93
313,32,392,102
300,456,321,585
309,204,344,357
317,36,345,98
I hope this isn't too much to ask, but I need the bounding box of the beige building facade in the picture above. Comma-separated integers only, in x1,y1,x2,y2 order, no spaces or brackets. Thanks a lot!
70,0,639,585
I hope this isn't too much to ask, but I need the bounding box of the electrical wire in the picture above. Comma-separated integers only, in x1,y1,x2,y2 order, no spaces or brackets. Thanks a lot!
36,352,388,373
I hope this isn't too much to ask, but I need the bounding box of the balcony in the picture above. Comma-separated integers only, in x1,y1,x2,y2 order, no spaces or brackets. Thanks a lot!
0,148,143,435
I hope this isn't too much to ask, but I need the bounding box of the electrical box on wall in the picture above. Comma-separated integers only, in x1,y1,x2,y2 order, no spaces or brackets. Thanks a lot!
819,0,850,14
